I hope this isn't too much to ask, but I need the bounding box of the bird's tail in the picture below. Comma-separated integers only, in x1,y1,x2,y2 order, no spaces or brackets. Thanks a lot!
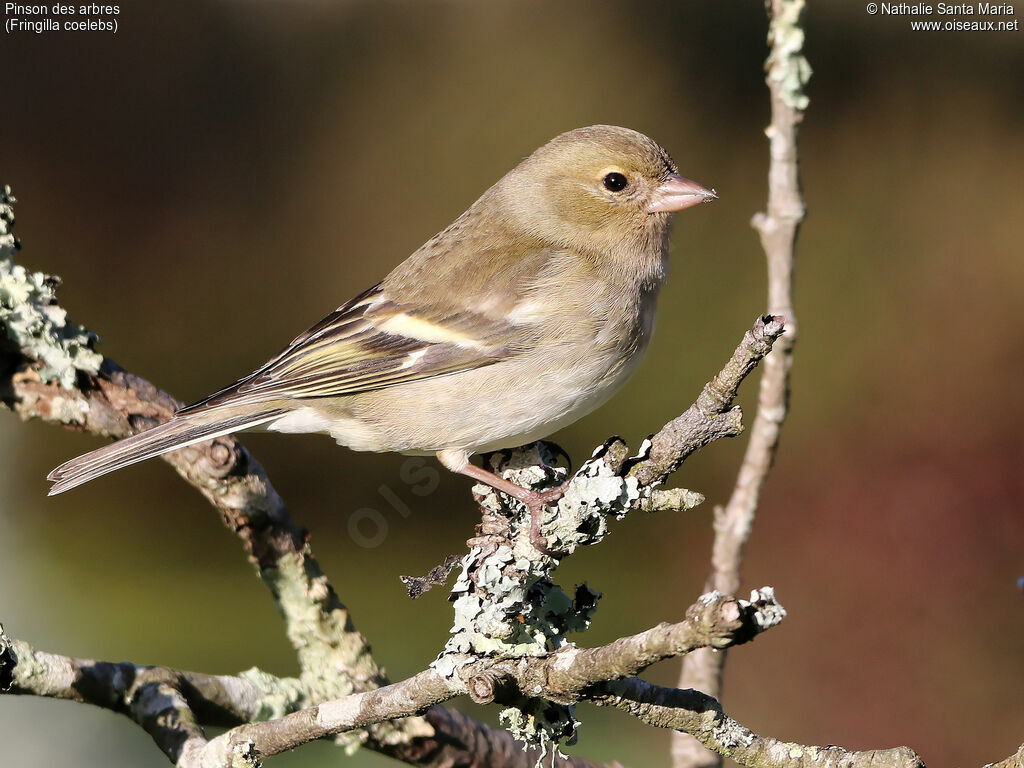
47,406,284,496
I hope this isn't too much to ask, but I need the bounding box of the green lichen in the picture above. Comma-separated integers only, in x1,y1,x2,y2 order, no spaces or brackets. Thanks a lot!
0,185,102,388
238,667,308,721
767,0,812,111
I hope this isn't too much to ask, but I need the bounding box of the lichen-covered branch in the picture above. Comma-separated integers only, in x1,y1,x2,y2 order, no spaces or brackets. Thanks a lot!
533,588,784,696
0,187,382,708
2,587,777,767
673,2,809,766
411,313,782,751
595,678,925,768
0,626,610,768
161,589,785,766
16,618,1022,768
1,630,213,762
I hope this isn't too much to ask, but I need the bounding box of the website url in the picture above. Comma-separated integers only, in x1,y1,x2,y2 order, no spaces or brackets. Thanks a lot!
909,18,1020,28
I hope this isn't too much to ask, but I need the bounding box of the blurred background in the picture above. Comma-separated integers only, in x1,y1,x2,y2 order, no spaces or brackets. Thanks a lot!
2,2,1023,766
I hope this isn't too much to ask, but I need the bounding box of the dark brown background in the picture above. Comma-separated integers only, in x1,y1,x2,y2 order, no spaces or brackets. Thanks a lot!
2,2,1022,767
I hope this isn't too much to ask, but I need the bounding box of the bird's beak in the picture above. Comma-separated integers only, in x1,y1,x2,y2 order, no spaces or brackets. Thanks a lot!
647,174,718,213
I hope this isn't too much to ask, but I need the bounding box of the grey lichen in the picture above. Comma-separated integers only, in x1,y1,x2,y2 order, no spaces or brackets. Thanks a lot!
767,0,812,111
0,185,102,388
433,441,683,753
238,667,308,722
499,699,579,763
746,587,787,631
229,739,261,768
640,487,704,513
437,445,637,664
710,715,757,752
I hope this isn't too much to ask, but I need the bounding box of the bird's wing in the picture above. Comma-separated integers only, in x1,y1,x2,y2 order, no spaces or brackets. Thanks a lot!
178,284,532,413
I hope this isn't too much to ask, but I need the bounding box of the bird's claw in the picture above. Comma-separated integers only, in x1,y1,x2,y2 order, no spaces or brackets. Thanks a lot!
523,482,570,557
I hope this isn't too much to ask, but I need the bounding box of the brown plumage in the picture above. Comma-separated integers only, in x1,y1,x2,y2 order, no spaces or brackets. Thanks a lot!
47,125,716,547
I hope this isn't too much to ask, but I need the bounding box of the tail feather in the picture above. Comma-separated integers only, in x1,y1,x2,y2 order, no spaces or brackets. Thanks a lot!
47,408,284,496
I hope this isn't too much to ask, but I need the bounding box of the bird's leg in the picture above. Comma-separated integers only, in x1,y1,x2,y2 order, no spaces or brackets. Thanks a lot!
437,449,568,555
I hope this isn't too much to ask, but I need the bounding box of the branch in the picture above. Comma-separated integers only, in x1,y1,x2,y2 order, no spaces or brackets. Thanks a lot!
1,630,213,762
629,315,787,487
0,627,611,768
596,678,924,768
406,313,783,751
169,589,785,766
18,604,1016,768
0,187,599,768
673,2,809,766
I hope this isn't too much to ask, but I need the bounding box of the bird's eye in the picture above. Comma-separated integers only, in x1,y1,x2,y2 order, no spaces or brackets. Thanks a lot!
602,172,629,192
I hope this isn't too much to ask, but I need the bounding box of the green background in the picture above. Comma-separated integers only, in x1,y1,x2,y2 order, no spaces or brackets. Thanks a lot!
2,2,1022,767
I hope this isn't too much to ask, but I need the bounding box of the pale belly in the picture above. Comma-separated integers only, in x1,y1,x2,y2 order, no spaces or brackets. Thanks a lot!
266,337,648,456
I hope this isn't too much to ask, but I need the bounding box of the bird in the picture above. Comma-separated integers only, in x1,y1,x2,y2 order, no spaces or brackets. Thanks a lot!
47,125,716,551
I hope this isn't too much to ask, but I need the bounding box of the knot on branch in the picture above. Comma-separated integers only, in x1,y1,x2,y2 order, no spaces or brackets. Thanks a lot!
688,588,787,650
686,593,745,650
467,669,516,704
201,436,243,478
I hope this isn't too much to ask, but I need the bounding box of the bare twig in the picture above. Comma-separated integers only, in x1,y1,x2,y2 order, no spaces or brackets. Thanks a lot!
673,3,809,767
629,315,786,487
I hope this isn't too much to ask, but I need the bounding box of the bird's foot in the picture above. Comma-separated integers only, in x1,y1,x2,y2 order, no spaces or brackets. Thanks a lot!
438,450,569,556
521,482,569,557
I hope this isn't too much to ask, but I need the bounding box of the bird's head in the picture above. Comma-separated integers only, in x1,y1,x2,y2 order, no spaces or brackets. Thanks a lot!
495,125,716,266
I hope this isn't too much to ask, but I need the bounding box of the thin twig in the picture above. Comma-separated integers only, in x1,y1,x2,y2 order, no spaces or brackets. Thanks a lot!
598,678,925,768
672,2,809,767
629,316,786,487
